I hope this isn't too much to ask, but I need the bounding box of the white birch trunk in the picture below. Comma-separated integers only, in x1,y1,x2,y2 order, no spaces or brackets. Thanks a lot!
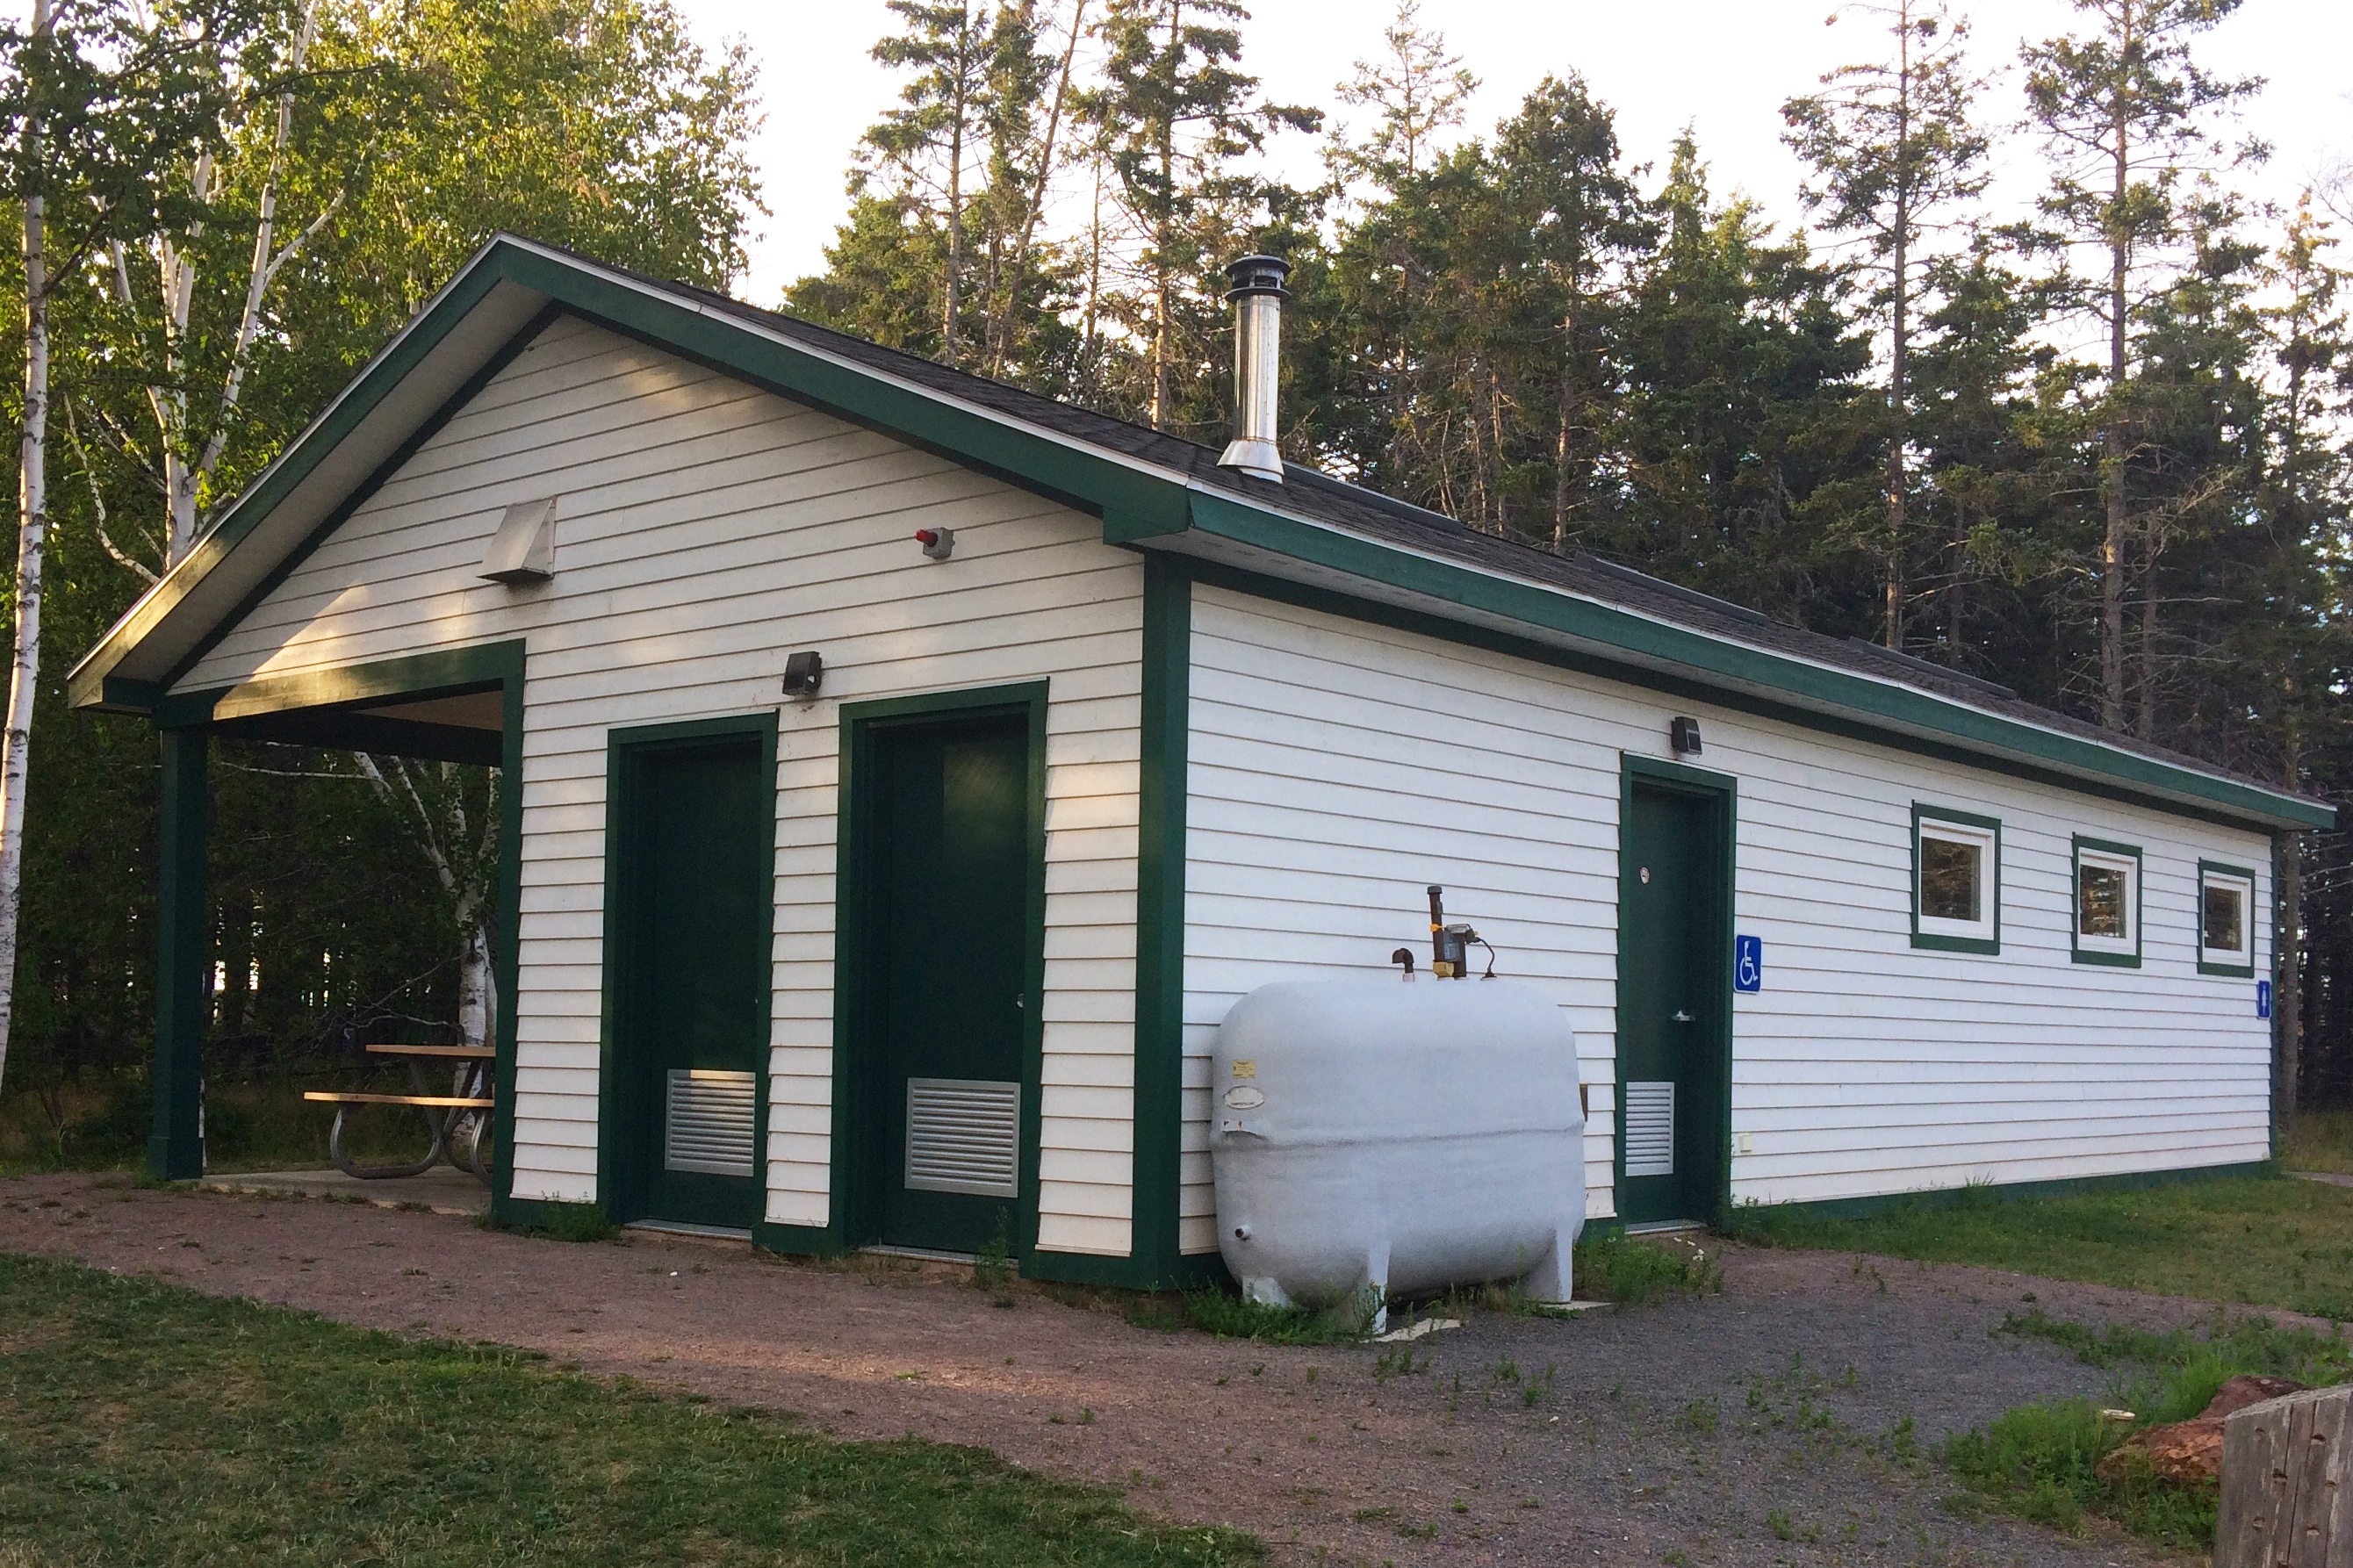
457,922,493,1050
0,0,54,1097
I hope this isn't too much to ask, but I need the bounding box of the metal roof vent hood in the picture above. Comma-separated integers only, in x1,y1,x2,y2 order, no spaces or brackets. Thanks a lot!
1217,254,1289,483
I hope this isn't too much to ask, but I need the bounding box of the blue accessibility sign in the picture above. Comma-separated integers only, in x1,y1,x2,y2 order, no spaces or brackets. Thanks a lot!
1734,934,1763,994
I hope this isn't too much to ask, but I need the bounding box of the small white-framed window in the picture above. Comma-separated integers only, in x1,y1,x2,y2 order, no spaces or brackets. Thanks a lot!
2070,837,2141,966
2198,862,2256,976
1912,806,1999,953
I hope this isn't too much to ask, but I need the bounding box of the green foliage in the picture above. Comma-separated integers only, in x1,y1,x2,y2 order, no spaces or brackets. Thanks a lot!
476,1200,619,1244
1572,1231,1723,1305
2284,1110,2353,1176
1725,1172,2353,1323
972,1212,1016,1305
1179,1285,1371,1344
0,1251,1263,1564
1944,1309,2351,1550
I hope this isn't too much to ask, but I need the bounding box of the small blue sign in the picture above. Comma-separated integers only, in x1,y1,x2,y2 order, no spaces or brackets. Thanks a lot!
2257,980,2272,1020
1735,935,1763,994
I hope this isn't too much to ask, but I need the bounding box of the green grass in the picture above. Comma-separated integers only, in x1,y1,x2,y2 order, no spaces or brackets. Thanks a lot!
1572,1231,1723,1305
3,1074,464,1176
1941,1311,2353,1550
0,1250,1259,1566
2283,1107,2353,1176
1724,1172,2353,1319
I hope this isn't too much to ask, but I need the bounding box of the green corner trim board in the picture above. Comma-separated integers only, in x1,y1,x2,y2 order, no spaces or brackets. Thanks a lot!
69,234,2329,835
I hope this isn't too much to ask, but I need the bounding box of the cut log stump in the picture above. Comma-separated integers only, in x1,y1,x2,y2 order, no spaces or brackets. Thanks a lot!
2216,1384,2349,1568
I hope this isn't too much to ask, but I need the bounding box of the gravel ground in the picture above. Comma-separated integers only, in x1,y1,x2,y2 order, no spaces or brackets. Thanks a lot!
0,1173,2268,1567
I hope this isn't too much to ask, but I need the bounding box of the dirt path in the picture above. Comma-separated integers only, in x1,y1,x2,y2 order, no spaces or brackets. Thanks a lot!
1,1174,2238,1566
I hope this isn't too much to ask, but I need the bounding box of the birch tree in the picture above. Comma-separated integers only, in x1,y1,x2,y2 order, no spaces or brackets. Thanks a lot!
0,0,260,1096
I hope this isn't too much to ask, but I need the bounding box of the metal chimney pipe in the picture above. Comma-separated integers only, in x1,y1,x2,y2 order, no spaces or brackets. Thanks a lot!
1217,254,1289,483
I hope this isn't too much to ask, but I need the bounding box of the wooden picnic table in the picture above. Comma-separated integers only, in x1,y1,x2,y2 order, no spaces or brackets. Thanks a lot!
305,1041,494,1183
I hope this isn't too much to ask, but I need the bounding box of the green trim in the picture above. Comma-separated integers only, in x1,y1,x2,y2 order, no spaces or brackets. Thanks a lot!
74,234,2326,836
824,683,1064,1272
161,313,564,698
2197,859,2259,978
1735,1159,2278,1226
596,711,781,1231
147,726,211,1182
1910,802,2002,955
165,640,527,726
489,649,526,1224
1181,491,2329,831
1615,754,1738,1226
2069,835,2143,968
215,709,502,766
1129,556,1191,1290
71,262,541,708
1174,562,2306,838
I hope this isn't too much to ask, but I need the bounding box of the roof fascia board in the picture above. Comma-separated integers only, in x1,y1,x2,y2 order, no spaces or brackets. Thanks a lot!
67,240,539,708
72,237,1196,713
492,242,1191,537
68,234,2327,835
1178,488,2332,831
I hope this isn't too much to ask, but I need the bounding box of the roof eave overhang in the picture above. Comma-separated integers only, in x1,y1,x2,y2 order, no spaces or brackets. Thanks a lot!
1150,489,2335,834
69,235,2335,836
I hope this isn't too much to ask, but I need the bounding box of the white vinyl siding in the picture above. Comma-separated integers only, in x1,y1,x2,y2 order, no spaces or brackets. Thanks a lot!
176,315,1143,1257
1180,583,2271,1239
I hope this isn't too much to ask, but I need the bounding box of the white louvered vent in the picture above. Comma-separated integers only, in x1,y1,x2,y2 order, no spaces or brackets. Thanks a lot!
905,1077,1020,1198
665,1068,756,1178
1623,1080,1676,1178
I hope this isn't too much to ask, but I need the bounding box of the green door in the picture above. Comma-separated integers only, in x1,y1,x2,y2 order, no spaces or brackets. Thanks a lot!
610,736,769,1229
1618,778,1729,1226
859,712,1031,1255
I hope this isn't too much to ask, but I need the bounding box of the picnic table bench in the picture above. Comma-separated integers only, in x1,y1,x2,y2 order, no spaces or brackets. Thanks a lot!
305,1042,493,1183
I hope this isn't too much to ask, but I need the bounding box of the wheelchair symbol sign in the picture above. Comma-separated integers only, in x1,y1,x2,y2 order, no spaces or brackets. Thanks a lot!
1735,935,1763,994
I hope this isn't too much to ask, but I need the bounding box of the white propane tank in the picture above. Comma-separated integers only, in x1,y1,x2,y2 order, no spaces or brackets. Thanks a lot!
1212,977,1585,1326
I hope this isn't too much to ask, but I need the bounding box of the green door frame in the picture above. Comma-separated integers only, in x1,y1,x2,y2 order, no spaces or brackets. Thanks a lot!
823,681,1050,1266
143,642,529,1219
1615,753,1738,1226
597,712,781,1232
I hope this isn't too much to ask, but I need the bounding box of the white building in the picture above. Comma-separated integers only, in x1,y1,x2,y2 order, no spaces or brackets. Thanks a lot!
72,237,2326,1287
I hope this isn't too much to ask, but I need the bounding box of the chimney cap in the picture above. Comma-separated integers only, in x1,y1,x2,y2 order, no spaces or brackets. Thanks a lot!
1226,254,1290,299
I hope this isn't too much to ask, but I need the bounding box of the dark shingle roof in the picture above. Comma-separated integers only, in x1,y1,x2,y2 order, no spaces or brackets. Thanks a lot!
639,272,2288,795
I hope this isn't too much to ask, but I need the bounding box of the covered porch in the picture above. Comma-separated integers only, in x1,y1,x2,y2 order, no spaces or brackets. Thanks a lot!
142,642,527,1222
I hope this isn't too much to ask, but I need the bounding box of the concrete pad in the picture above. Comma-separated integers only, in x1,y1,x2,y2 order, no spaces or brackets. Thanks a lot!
197,1166,487,1216
2289,1170,2353,1190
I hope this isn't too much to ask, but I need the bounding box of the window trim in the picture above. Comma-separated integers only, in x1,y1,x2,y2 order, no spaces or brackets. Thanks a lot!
1911,802,2001,954
2197,860,2256,977
2069,835,2142,967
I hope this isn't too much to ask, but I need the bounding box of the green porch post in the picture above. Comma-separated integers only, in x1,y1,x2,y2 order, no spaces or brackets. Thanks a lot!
148,724,209,1180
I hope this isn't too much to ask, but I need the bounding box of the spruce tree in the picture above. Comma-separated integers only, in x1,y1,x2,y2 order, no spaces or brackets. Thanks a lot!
2019,0,2263,730
1783,0,1988,649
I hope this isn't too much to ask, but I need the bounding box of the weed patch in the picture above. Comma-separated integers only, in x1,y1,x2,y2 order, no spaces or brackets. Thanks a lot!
474,1201,618,1243
1572,1232,1722,1305
1179,1288,1370,1345
1943,1312,2353,1550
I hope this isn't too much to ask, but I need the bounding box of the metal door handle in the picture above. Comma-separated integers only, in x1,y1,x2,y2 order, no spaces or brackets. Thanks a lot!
1673,1011,1694,1023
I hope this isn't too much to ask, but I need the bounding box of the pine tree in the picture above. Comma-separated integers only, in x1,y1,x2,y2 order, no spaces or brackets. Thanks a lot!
1783,0,1988,649
860,1,997,367
2019,0,2263,730
1085,0,1316,432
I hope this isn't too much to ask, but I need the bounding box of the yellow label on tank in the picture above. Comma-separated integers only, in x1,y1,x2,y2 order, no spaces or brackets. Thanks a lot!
1231,1060,1256,1079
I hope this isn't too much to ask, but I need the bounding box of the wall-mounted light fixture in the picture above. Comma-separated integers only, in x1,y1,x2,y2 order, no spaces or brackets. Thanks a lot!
1670,716,1703,757
915,527,954,560
781,651,824,698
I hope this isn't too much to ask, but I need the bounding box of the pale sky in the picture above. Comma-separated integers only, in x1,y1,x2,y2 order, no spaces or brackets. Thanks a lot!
697,0,2353,309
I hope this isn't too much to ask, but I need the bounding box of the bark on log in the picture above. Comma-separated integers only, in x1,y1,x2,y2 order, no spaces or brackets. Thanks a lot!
2216,1384,2349,1568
